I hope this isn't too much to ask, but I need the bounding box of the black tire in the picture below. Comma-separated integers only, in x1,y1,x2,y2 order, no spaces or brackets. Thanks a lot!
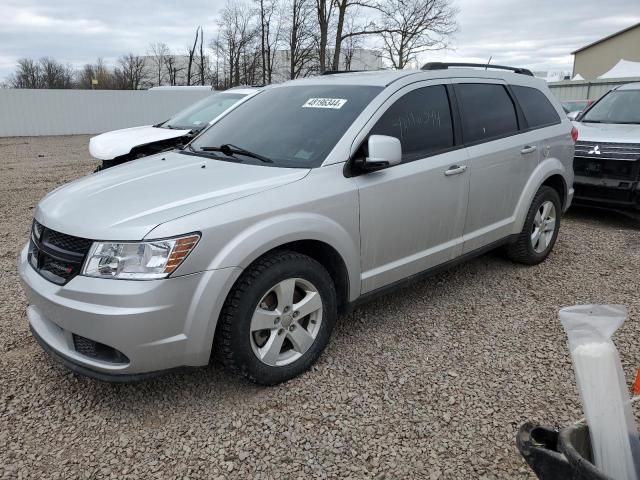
214,250,337,385
506,186,562,265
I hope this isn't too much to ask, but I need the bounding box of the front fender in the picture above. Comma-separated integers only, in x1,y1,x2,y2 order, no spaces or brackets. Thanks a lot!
512,157,570,235
208,212,361,301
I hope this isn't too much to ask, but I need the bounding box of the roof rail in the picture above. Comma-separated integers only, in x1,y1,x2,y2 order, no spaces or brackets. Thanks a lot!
321,70,364,75
421,62,534,77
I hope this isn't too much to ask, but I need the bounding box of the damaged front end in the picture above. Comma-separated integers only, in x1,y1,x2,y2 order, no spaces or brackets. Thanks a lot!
573,140,640,210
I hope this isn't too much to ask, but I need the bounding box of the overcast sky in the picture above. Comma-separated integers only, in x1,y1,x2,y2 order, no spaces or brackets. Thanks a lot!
1,0,639,82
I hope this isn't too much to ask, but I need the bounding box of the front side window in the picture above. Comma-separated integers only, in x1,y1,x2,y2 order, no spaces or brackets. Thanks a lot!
190,85,383,168
512,85,561,128
455,83,518,144
369,85,454,162
164,92,247,130
581,89,640,124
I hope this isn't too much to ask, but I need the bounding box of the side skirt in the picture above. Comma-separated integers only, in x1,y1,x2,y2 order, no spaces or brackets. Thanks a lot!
343,235,517,314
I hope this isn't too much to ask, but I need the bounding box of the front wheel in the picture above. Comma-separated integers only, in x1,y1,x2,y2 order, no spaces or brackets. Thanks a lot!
215,251,337,385
507,186,561,265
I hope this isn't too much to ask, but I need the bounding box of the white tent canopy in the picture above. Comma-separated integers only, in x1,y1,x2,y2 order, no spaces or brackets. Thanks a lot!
572,73,585,81
598,59,640,79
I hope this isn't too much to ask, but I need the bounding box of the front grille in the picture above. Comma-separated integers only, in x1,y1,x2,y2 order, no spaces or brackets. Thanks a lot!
575,141,640,161
73,334,129,364
574,141,640,181
29,220,93,285
45,229,92,254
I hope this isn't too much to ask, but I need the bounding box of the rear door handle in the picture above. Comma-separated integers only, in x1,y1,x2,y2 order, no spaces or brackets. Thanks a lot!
521,145,537,154
444,165,467,176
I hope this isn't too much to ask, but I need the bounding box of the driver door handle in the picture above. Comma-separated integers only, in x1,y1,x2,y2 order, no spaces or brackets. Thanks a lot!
444,165,467,176
521,145,537,154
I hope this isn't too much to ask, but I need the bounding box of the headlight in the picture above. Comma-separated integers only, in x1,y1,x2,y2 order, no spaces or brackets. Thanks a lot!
82,233,200,280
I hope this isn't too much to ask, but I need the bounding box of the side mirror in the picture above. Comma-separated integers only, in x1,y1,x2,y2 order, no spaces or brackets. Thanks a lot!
364,135,402,171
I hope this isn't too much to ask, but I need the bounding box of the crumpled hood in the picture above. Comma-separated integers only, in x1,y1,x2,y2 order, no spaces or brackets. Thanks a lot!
36,151,310,240
89,125,191,160
573,121,640,144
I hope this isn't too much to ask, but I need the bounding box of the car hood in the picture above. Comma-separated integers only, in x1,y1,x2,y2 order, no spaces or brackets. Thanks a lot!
89,125,191,160
36,151,310,240
573,121,640,144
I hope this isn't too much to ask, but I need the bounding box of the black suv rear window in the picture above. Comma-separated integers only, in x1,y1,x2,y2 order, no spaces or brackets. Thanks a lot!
455,84,518,144
512,85,560,129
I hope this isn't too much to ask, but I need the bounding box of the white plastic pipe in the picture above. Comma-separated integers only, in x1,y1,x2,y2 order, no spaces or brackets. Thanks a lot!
560,305,640,480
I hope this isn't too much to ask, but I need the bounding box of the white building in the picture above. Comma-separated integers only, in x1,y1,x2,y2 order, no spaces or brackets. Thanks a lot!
271,48,384,83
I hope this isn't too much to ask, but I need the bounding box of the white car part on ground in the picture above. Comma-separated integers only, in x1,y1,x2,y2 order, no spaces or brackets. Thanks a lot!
560,304,640,480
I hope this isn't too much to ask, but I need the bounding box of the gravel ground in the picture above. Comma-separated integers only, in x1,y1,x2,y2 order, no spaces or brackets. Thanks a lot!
1,135,639,479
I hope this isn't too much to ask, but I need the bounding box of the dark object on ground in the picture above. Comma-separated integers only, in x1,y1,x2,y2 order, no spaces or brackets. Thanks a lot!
517,422,631,480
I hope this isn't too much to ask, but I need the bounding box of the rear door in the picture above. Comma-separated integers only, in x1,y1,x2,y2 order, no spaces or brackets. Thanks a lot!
452,80,541,253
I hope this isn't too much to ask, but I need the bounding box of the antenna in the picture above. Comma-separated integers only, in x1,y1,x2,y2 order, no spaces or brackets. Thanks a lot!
486,56,492,70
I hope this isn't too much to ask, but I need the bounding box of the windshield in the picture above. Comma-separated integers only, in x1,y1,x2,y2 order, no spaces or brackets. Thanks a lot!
163,92,247,130
581,90,640,124
190,84,383,168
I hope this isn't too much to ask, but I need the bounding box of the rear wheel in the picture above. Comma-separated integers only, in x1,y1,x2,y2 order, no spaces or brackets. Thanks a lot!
215,251,337,385
507,186,561,265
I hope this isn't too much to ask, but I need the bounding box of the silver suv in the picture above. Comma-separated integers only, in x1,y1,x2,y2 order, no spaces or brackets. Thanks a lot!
19,64,575,384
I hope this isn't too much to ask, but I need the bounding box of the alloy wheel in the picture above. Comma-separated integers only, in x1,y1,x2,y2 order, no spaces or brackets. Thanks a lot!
531,200,557,253
249,278,323,366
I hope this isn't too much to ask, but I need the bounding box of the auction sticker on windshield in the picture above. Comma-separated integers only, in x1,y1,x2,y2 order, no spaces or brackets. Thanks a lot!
302,98,348,109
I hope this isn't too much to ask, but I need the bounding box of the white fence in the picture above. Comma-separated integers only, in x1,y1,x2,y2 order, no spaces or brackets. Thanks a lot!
548,76,640,101
0,89,212,137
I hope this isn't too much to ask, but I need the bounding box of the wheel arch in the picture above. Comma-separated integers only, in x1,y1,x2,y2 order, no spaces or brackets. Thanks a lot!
541,174,567,210
207,213,361,306
513,158,569,234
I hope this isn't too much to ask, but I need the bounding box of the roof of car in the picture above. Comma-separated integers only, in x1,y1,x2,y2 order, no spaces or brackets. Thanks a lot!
278,68,545,88
616,82,640,91
225,87,262,95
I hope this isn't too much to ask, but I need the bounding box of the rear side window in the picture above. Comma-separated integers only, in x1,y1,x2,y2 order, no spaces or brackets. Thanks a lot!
370,85,454,162
512,85,561,128
455,84,518,144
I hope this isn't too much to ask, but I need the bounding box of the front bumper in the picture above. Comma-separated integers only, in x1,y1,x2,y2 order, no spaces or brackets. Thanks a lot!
18,245,241,379
573,175,640,209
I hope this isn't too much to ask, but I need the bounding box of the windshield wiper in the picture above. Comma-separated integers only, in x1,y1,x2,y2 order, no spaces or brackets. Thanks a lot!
199,144,273,163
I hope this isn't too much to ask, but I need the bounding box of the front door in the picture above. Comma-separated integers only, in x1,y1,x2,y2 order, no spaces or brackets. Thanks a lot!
354,82,470,293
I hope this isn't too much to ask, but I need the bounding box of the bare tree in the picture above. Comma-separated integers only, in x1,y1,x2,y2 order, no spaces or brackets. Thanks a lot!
148,42,169,86
39,57,74,88
116,53,147,89
186,26,201,86
256,0,283,84
10,58,42,88
10,57,74,88
377,0,457,69
287,0,316,79
341,17,364,70
315,0,335,73
163,54,184,86
197,27,209,85
215,2,257,87
78,58,115,89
